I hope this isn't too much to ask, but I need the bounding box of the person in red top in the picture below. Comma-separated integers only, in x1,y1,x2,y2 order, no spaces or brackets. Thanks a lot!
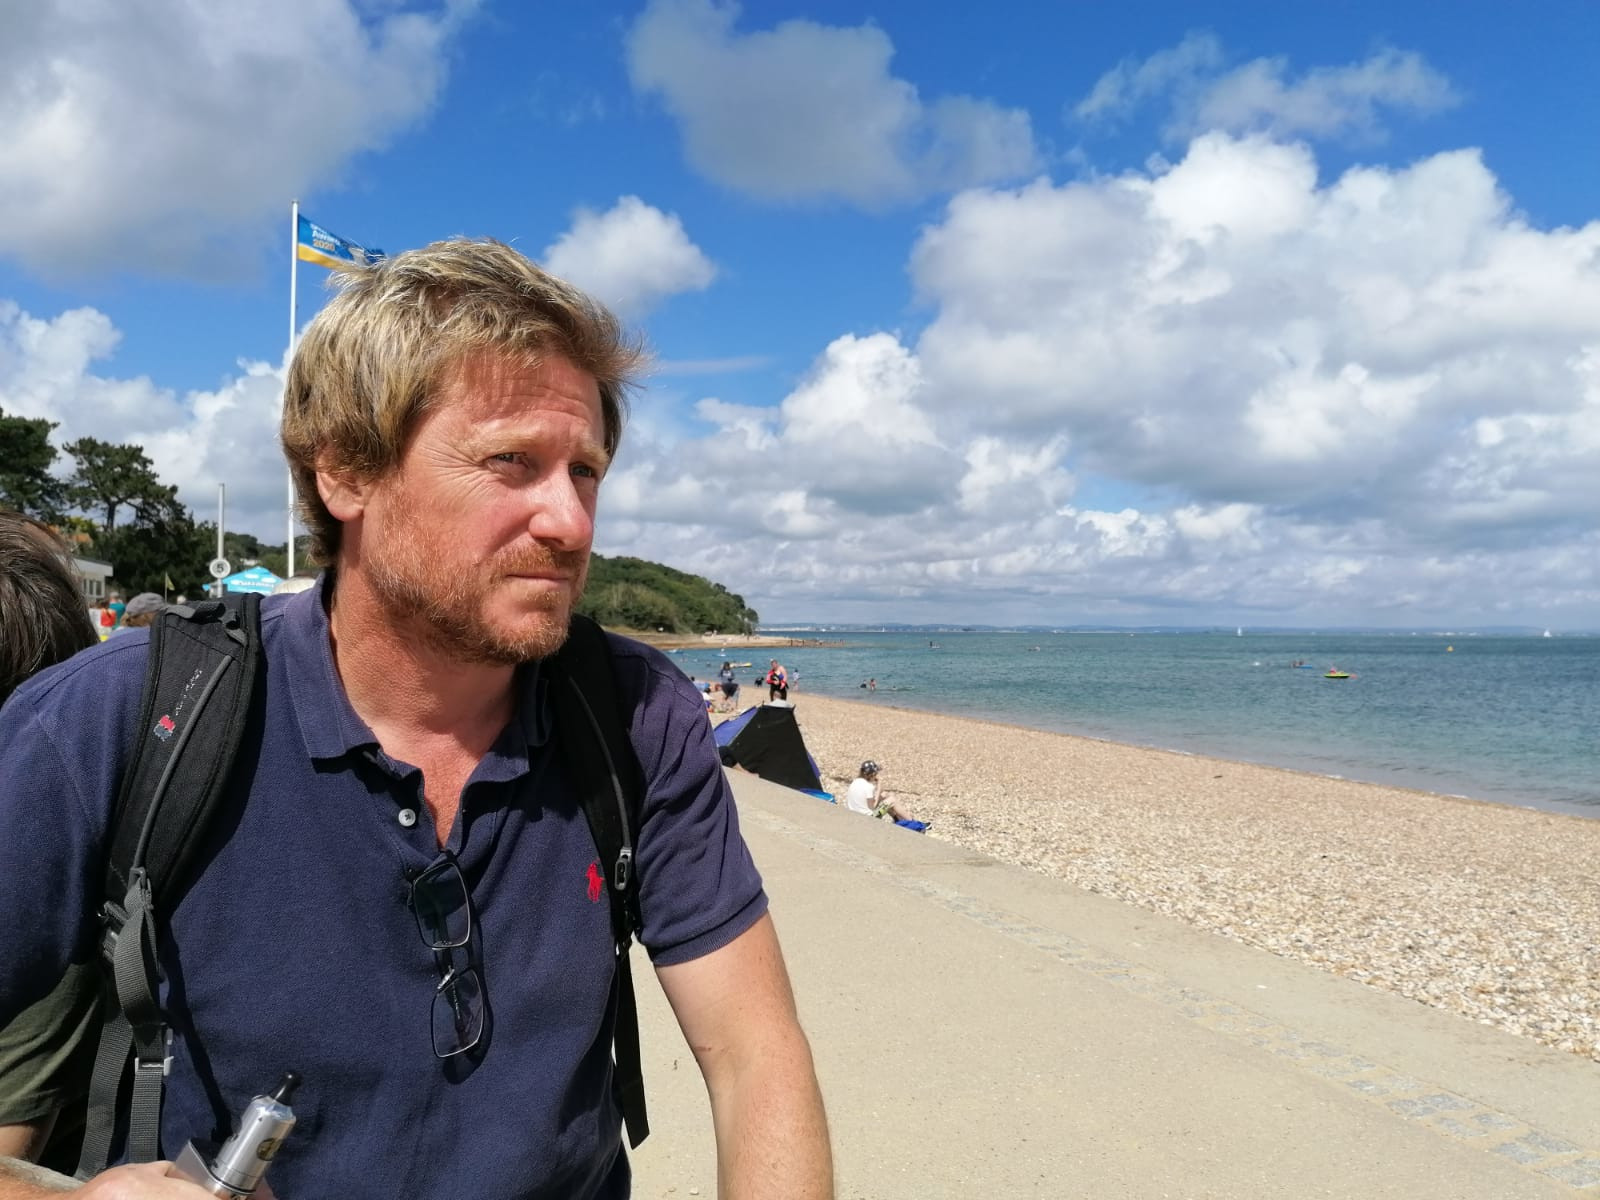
765,659,788,701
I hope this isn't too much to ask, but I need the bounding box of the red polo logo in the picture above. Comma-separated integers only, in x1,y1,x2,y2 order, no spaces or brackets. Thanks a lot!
585,861,604,903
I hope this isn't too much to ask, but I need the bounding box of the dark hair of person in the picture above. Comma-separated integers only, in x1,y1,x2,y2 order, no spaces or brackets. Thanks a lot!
0,510,98,706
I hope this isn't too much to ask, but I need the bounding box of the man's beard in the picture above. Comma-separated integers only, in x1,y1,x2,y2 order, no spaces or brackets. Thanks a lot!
366,533,587,665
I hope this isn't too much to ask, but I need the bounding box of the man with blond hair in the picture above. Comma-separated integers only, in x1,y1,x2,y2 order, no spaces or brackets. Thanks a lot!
0,240,832,1198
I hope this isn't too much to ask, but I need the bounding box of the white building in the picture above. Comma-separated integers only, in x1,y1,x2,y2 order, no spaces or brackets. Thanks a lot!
72,556,115,602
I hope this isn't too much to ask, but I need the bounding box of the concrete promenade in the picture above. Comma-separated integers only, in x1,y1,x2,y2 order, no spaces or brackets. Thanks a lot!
630,772,1600,1199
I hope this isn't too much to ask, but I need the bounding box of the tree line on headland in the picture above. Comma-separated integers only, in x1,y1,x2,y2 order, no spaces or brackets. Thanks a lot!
578,555,759,636
2,407,759,633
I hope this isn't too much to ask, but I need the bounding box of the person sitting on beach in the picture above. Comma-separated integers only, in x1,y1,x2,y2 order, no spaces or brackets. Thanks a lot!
844,761,929,833
689,676,716,715
766,659,788,702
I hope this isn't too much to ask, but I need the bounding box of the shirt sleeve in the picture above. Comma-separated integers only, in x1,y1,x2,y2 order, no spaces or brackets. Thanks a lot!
608,639,768,967
0,964,101,1124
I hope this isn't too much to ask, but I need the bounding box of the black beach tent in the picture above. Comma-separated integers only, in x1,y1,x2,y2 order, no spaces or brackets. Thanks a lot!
712,703,824,793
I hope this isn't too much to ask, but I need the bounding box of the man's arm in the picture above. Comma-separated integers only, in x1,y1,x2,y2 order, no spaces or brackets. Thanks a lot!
656,913,832,1200
0,1123,74,1196
0,1151,76,1195
0,1124,51,1165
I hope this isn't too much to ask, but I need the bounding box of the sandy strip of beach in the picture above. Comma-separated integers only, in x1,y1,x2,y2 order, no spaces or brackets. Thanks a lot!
753,691,1600,1064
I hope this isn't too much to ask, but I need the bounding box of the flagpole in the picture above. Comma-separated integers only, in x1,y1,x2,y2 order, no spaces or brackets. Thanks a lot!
287,199,299,579
216,483,227,600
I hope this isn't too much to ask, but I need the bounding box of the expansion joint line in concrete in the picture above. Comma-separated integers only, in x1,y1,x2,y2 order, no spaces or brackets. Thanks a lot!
751,812,1600,1194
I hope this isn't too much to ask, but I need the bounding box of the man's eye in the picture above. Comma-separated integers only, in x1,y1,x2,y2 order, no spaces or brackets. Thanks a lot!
489,453,525,467
571,462,598,479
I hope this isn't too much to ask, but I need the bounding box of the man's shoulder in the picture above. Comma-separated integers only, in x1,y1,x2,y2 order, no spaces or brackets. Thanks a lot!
12,600,292,710
4,600,295,752
590,632,718,763
597,632,698,699
9,627,153,719
0,631,154,831
598,630,675,673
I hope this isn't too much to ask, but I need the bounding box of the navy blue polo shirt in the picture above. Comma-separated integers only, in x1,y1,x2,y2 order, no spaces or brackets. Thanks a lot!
0,584,767,1198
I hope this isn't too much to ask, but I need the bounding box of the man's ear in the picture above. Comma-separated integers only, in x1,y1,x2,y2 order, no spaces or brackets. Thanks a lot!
316,462,372,523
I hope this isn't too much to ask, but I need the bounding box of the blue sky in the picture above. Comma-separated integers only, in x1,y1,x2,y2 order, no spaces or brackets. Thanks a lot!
3,0,1597,628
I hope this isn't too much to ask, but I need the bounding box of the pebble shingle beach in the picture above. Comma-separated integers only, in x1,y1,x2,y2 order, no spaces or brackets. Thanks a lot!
755,692,1600,1064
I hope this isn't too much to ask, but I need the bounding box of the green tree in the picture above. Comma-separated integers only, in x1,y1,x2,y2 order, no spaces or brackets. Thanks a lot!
583,581,684,632
64,437,166,531
0,407,66,518
94,491,210,595
219,533,307,580
221,531,264,569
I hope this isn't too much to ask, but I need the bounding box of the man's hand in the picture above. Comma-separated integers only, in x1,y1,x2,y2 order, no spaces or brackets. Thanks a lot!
76,1163,220,1199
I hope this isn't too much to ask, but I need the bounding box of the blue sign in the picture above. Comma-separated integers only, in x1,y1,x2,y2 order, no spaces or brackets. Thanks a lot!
222,565,284,595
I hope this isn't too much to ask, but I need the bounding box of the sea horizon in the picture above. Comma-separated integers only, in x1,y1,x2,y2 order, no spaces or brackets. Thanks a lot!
760,623,1600,638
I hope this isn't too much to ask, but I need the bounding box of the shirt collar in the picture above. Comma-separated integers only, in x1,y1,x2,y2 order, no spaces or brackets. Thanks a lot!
278,575,549,774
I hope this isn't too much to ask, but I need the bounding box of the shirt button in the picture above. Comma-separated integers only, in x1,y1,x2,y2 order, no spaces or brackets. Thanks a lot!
397,808,418,828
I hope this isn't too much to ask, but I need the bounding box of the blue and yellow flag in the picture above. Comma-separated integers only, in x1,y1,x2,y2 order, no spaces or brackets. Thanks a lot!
296,215,384,269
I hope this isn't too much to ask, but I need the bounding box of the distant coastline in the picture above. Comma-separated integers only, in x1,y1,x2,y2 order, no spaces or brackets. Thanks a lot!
759,623,1596,638
619,629,843,651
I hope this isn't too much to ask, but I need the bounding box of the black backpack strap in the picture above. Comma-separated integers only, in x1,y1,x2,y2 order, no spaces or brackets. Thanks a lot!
548,614,649,1148
78,594,263,1178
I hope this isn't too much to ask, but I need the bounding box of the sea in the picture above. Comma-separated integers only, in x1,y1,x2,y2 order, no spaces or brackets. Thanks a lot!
673,631,1600,820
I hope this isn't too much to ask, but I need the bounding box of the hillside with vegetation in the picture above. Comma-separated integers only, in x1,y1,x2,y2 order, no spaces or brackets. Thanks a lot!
578,554,758,636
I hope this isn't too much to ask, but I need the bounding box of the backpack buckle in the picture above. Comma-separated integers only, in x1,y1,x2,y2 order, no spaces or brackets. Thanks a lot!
133,1052,173,1079
612,847,633,892
133,1030,174,1078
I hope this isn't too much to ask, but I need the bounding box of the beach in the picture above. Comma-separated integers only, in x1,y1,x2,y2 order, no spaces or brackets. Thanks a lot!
752,692,1600,1064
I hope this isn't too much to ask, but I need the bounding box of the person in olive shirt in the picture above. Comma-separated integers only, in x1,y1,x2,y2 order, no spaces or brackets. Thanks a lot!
0,510,100,1174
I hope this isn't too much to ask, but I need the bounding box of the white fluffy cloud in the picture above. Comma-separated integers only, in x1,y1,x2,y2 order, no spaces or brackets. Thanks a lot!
595,133,1600,627
625,0,1038,206
910,133,1600,536
1074,34,1459,144
0,0,474,277
541,196,716,317
0,302,289,536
